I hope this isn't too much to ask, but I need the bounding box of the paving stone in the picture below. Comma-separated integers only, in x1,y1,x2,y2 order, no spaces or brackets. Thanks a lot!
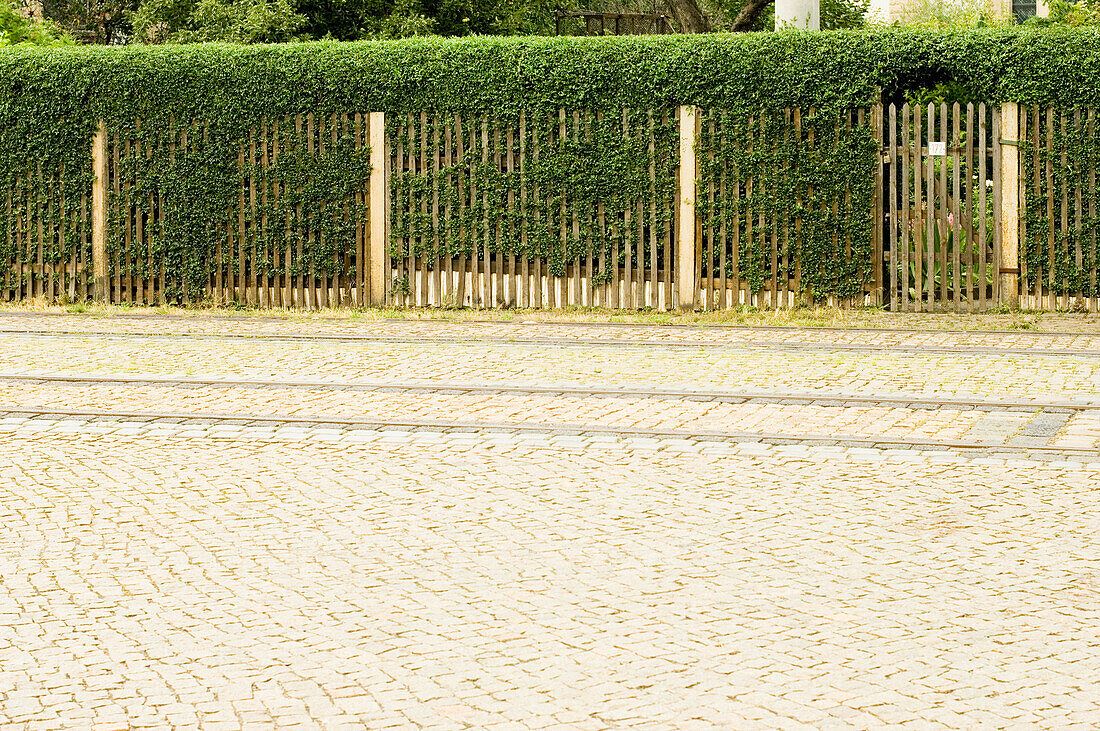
1,315,1098,728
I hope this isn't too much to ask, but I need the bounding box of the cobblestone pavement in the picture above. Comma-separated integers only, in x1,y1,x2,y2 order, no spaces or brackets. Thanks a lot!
2,317,1100,729
3,312,1100,352
0,380,1097,450
3,332,1100,402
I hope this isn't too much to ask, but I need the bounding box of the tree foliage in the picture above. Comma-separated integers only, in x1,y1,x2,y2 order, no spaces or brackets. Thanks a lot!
0,0,72,43
127,0,564,41
129,0,305,43
1026,0,1100,26
35,0,872,43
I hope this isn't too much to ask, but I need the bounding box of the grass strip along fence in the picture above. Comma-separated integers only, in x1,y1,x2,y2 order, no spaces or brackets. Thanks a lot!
3,30,1100,311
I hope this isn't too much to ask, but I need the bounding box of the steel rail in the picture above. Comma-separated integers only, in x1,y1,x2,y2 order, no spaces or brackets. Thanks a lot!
1,328,1099,357
0,406,1095,457
1,372,1097,412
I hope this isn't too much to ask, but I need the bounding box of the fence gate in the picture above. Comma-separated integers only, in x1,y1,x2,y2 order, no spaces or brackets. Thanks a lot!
880,102,1003,312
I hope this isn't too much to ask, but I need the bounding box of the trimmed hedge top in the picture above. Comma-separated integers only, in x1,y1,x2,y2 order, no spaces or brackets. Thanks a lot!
3,28,1100,125
2,28,1098,175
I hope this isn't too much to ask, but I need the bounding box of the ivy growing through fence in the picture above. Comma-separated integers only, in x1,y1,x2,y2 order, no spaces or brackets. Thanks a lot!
387,109,678,285
696,107,879,301
7,32,1100,305
109,114,370,301
1020,107,1100,300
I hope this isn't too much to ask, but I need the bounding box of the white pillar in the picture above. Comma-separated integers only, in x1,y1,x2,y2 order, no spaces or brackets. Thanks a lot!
775,0,819,29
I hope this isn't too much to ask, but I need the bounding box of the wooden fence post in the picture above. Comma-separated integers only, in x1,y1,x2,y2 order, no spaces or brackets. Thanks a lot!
91,119,108,303
677,105,698,311
1000,102,1020,309
368,111,388,307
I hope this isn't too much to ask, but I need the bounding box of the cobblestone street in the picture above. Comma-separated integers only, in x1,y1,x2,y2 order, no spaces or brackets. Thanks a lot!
2,314,1099,729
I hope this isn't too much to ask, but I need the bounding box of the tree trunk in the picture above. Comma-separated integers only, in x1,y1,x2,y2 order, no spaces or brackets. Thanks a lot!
730,0,773,30
666,0,712,32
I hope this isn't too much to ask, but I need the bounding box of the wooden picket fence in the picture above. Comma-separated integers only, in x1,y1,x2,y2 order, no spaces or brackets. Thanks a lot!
3,102,1100,311
385,109,679,309
3,167,92,302
1018,106,1100,311
882,102,1002,312
98,113,374,308
695,106,882,310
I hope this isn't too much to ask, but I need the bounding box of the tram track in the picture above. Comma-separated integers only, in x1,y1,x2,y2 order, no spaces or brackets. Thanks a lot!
0,405,1095,457
2,371,1098,412
1,327,1100,357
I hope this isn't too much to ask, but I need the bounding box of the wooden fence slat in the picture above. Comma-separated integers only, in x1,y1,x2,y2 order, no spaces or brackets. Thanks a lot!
504,116,515,307
532,115,543,308
870,105,882,307
745,114,755,308
909,105,920,310
552,110,564,309
888,104,898,311
978,103,988,310
993,104,1004,306
703,112,715,309
646,110,658,309
572,111,582,308
481,115,492,309
662,109,672,309
921,104,932,310
453,114,468,307
16,171,23,301
109,129,120,303
121,136,132,304
951,103,961,312
3,182,10,301
774,112,784,307
828,116,840,308
426,113,438,307
848,109,859,307
420,111,431,307
1046,110,1055,309
900,104,910,311
1086,109,1095,309
581,111,594,307
442,115,454,307
962,104,974,312
521,113,532,308
295,114,307,309
276,118,290,308
258,119,270,308
353,114,364,306
391,116,404,306
1027,105,1040,306
336,113,346,305
317,112,328,308
937,103,947,310
1060,111,1069,307
1074,109,1084,308
39,166,48,302
714,110,727,309
622,109,636,309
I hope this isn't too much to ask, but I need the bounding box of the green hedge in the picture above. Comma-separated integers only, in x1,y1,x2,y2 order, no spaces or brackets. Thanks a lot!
3,29,1100,302
5,28,1100,154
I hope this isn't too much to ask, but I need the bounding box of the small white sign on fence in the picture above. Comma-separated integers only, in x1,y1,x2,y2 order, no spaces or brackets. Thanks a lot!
929,141,946,156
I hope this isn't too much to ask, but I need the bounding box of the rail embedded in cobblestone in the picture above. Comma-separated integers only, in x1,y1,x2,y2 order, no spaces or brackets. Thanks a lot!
1,406,1097,458
2,372,1098,412
4,327,1100,357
